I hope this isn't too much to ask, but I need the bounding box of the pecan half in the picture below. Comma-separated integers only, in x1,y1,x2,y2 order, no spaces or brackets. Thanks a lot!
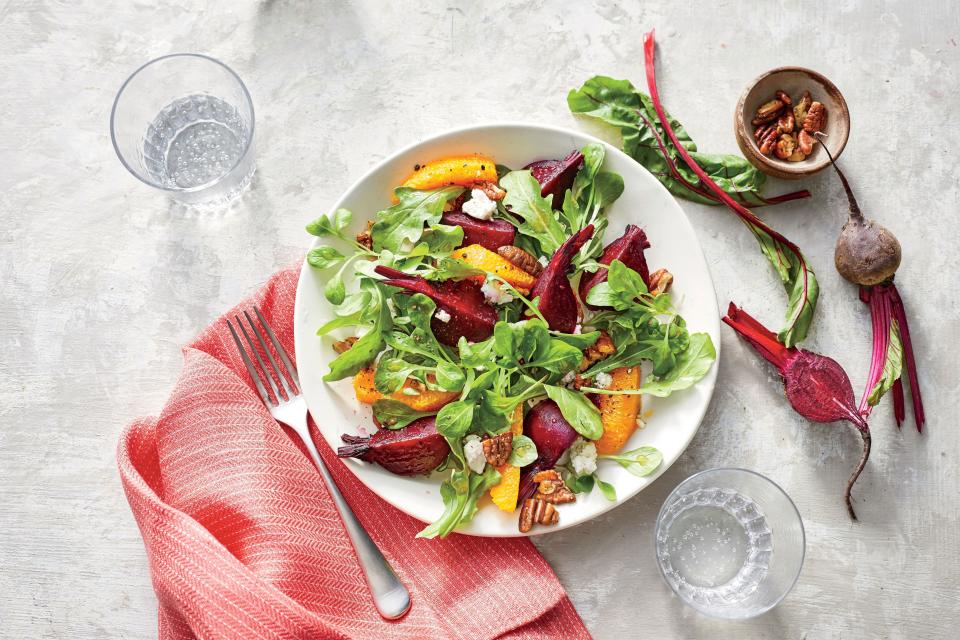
519,498,559,532
797,129,816,155
356,221,374,250
774,134,797,160
777,111,796,134
751,99,784,125
648,268,673,296
497,245,543,277
482,432,513,467
754,123,774,142
775,89,793,106
533,469,577,504
802,102,827,133
787,149,807,162
758,126,780,155
793,91,812,126
579,330,615,371
332,337,358,353
473,180,506,201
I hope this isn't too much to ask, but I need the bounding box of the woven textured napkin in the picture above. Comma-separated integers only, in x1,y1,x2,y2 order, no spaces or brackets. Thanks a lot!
117,265,590,640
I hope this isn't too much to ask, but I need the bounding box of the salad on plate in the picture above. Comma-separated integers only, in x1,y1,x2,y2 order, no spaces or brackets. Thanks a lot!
305,143,716,537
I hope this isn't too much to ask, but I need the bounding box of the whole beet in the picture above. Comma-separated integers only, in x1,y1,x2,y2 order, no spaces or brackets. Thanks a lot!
578,225,651,308
337,416,449,476
530,225,594,333
525,151,584,210
441,211,516,251
375,266,497,346
518,400,579,500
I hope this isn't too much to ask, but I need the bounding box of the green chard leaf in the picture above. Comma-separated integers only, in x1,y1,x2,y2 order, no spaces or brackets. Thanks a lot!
544,385,603,440
372,399,433,429
499,170,568,254
641,333,716,397
867,319,904,406
372,186,463,252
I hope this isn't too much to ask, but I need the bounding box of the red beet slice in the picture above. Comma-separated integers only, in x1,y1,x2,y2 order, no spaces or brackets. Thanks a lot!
518,400,579,500
440,211,516,251
375,266,497,346
579,224,651,309
525,151,584,210
530,225,594,333
338,416,449,476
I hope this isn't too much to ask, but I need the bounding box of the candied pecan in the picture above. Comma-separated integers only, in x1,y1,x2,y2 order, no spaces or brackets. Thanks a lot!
751,99,784,125
355,221,374,250
332,336,358,354
753,123,776,143
579,330,615,371
775,89,793,105
793,91,812,126
497,245,543,277
533,469,577,504
519,498,559,532
759,126,780,155
777,111,796,134
775,134,797,160
802,101,826,133
648,268,673,296
473,180,506,201
482,432,513,467
797,129,816,155
787,149,807,162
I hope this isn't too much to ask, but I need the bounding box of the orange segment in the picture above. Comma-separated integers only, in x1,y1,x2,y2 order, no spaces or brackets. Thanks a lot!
593,366,643,454
489,406,524,512
353,368,458,412
451,244,536,294
394,154,498,203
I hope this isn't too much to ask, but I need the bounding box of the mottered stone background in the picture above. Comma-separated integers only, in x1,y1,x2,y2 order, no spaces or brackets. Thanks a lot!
1,1,957,638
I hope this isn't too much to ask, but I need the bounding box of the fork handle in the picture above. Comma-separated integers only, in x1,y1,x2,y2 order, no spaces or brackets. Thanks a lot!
289,417,412,620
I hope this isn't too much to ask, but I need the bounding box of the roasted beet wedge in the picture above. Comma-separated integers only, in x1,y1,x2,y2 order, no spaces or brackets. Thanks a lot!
375,266,497,346
518,400,579,500
529,225,594,333
441,211,516,251
338,416,449,476
525,151,584,210
578,224,652,309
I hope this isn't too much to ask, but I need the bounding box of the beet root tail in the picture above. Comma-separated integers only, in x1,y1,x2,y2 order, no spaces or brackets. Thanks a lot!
844,429,871,521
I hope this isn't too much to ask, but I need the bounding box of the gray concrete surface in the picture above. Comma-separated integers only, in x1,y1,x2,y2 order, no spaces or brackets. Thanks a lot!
2,1,958,638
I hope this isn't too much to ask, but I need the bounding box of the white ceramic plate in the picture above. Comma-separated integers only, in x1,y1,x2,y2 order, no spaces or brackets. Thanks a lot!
294,123,720,537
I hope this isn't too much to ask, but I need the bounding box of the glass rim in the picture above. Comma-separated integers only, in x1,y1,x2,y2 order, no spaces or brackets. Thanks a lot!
109,52,256,193
653,467,806,619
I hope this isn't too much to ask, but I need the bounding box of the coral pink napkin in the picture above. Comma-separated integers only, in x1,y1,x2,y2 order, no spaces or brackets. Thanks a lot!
117,265,590,640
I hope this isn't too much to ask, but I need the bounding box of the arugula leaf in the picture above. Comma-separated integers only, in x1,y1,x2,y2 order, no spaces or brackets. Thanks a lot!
421,223,464,253
499,170,568,254
641,332,716,397
434,360,466,391
585,260,649,310
323,327,383,381
552,331,601,350
372,399,432,429
307,245,345,270
372,186,463,252
306,208,352,237
544,385,603,440
595,475,617,501
867,320,903,406
458,336,496,368
435,400,474,439
508,435,538,467
525,339,583,374
417,466,501,539
324,271,346,304
562,469,595,493
493,319,550,366
373,356,413,394
600,446,662,477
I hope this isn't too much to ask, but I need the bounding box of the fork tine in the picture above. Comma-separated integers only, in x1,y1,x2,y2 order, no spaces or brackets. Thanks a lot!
227,317,274,406
254,306,301,390
236,314,285,402
242,310,293,400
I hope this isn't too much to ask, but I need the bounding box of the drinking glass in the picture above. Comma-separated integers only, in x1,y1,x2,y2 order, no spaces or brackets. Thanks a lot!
111,54,255,206
654,468,805,619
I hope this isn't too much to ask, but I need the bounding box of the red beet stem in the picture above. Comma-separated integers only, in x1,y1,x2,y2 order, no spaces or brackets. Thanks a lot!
722,303,793,371
892,378,906,429
643,30,814,340
889,284,925,432
858,285,894,415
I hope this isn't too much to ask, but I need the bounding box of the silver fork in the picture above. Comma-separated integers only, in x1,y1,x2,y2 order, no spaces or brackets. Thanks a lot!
227,307,411,620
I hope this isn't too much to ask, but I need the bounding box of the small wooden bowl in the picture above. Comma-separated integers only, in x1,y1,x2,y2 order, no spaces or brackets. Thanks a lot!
734,66,849,180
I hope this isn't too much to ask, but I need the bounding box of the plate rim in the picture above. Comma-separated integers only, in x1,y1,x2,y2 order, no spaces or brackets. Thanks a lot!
293,120,721,537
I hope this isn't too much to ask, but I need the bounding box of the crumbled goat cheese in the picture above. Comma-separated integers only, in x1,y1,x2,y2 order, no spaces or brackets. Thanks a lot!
560,370,576,386
435,309,451,323
481,281,515,305
462,188,497,221
593,371,613,389
538,255,549,267
463,435,486,474
568,438,598,477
